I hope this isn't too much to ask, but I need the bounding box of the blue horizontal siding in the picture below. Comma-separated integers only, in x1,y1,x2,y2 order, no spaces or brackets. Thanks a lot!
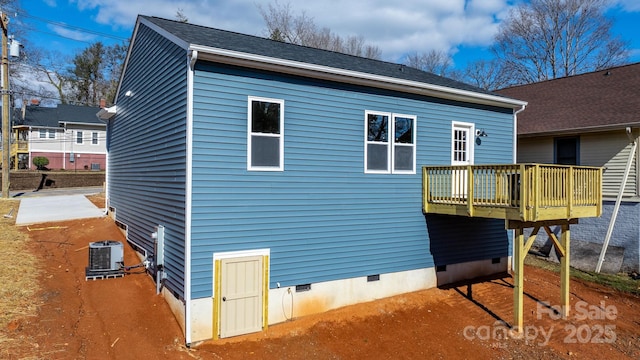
189,62,514,299
107,24,188,299
425,215,510,265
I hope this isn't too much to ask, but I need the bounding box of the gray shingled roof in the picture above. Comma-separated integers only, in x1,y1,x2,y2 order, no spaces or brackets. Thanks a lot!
13,104,104,127
142,16,502,98
496,62,640,136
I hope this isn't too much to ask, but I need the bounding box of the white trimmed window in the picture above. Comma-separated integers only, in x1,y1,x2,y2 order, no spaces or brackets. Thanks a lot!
247,96,284,171
393,114,416,173
92,132,99,145
39,129,55,139
365,111,416,174
76,131,83,144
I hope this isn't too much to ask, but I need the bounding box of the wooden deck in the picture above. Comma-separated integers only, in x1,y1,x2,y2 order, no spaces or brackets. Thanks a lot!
423,163,603,333
423,164,602,222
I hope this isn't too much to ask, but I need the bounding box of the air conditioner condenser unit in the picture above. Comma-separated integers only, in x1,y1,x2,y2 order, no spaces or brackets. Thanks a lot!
86,241,124,280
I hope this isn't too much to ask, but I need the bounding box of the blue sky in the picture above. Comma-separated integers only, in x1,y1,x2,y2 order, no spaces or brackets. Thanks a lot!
11,0,640,71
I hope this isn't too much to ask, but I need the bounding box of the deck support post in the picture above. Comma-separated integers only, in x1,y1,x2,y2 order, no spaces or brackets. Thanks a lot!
513,226,525,332
511,224,539,332
560,224,570,318
507,219,575,332
542,224,571,318
421,164,599,332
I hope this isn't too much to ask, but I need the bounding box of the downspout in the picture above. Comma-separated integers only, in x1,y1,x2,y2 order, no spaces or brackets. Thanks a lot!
62,122,67,170
103,120,109,216
28,126,32,170
596,127,636,273
513,104,526,164
184,49,197,346
511,104,526,272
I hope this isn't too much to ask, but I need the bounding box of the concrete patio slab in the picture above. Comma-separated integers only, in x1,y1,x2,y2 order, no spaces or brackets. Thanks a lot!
15,194,105,225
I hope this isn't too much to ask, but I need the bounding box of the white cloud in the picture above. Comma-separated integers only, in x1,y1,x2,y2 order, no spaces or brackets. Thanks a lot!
66,0,513,61
49,24,96,42
616,0,640,12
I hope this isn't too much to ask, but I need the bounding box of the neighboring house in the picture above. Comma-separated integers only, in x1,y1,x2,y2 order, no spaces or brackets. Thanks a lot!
497,62,640,274
99,16,526,344
12,103,107,171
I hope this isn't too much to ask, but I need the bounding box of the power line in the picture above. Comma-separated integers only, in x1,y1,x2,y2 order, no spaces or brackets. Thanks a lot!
16,10,128,42
22,26,105,45
0,9,125,108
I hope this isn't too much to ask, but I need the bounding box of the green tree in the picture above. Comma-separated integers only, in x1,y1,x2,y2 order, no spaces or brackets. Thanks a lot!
70,42,106,106
32,156,49,170
102,43,127,105
69,42,126,106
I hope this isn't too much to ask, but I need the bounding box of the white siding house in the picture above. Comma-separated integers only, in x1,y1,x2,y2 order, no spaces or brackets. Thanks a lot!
12,104,106,170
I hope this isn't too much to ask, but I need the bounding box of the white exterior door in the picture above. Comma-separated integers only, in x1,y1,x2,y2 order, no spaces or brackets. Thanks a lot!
451,122,474,198
219,256,263,338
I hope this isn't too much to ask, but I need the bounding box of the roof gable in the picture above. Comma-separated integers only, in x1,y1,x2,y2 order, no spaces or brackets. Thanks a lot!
496,62,640,136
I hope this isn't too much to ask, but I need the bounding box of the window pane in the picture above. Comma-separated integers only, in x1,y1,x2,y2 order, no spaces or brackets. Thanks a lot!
39,129,46,138
367,143,388,171
77,131,83,144
251,135,280,167
555,138,578,165
394,146,414,171
394,117,413,144
252,101,280,134
367,114,388,142
453,129,467,162
48,130,55,139
92,132,98,144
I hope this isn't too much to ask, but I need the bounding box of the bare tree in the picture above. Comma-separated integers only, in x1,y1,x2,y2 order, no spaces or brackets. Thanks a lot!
2,1,52,103
258,1,381,59
404,50,453,76
22,49,72,104
175,8,188,23
460,59,511,91
493,0,629,85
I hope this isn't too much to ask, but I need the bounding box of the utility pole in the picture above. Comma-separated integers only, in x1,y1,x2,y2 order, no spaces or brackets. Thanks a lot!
1,11,9,199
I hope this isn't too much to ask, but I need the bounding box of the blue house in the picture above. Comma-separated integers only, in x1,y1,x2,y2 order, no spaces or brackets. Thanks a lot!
100,16,526,344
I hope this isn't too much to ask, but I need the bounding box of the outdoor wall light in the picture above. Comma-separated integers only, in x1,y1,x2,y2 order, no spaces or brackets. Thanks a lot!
475,129,488,145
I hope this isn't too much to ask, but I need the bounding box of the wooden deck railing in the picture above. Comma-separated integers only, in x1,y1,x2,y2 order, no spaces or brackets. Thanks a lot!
423,164,602,222
11,141,28,154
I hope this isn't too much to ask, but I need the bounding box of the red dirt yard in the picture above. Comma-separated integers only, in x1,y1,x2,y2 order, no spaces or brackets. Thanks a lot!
2,194,640,359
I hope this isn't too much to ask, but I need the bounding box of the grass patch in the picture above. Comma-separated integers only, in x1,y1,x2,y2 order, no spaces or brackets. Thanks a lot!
0,199,40,355
525,256,640,296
